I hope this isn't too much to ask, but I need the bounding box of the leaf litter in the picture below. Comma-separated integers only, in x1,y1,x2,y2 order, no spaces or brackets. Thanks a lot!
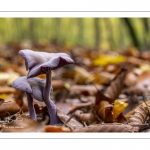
1,44,150,132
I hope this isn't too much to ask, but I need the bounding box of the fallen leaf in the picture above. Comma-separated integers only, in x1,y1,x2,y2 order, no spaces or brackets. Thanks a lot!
57,109,83,130
70,84,103,96
134,71,150,94
95,100,113,123
104,69,127,103
0,98,20,118
128,105,148,131
74,123,137,132
126,56,150,66
74,66,93,84
0,86,17,94
113,99,128,119
87,72,115,85
93,54,126,66
124,68,142,87
74,110,97,125
68,100,94,114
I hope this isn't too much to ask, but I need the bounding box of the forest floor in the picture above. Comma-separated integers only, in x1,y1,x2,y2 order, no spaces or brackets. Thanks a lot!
1,42,150,132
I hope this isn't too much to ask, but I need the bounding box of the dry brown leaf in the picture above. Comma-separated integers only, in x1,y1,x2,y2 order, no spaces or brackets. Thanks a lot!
57,109,83,130
70,84,103,96
0,98,20,118
68,100,94,114
126,56,150,66
74,66,93,84
43,125,71,132
103,64,121,74
74,110,97,125
134,71,150,94
0,86,17,94
104,69,127,103
95,100,113,123
74,123,137,132
124,68,142,87
95,90,112,105
87,72,115,85
128,105,148,131
52,80,67,91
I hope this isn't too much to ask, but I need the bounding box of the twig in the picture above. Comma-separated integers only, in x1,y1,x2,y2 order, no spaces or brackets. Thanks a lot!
64,113,75,126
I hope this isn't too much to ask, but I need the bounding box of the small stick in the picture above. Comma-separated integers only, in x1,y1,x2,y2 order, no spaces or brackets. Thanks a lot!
64,113,75,126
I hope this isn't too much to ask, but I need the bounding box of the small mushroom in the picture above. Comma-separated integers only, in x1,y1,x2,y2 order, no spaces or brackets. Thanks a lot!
19,49,74,125
12,76,49,120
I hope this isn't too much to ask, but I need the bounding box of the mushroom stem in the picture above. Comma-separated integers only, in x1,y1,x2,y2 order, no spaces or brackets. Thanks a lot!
26,92,37,120
44,70,60,125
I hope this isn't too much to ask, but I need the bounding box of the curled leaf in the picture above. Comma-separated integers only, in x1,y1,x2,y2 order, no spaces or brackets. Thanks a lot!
128,105,148,131
95,100,113,123
104,69,127,103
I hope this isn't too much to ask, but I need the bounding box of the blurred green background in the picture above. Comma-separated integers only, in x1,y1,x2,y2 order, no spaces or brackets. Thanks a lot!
0,18,150,50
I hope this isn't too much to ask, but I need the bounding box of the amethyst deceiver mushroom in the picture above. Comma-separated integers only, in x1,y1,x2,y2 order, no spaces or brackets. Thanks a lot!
12,76,51,121
18,49,74,124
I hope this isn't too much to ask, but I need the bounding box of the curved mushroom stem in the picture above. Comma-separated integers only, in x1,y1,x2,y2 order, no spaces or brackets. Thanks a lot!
44,70,60,125
26,92,37,120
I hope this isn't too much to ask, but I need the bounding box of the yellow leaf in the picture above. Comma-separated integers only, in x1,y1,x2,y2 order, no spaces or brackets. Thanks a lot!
0,94,8,99
93,55,126,66
113,99,128,119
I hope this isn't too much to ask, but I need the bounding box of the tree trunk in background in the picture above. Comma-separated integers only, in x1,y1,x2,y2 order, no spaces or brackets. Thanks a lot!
29,18,35,42
122,18,140,48
77,18,84,46
53,18,61,44
94,18,100,48
14,18,22,40
105,18,115,50
142,18,150,49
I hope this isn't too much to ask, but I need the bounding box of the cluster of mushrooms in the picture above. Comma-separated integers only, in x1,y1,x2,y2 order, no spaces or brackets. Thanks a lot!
12,50,74,125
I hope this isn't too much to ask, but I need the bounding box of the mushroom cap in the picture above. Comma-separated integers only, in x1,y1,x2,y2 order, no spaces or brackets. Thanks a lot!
19,49,74,78
12,76,48,102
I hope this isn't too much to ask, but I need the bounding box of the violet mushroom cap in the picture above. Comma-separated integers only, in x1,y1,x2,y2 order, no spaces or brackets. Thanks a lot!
19,49,74,78
12,76,50,121
12,76,49,102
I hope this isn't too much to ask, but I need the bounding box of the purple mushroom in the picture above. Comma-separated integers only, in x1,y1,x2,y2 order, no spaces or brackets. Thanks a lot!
12,76,50,120
18,49,74,125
